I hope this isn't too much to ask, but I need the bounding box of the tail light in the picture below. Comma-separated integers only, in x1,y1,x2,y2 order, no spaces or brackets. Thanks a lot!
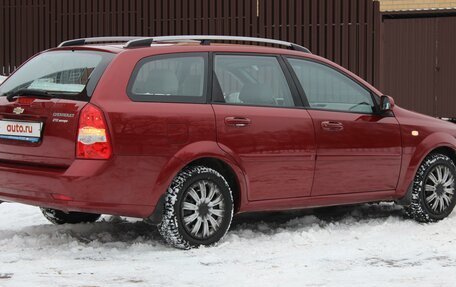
76,104,112,159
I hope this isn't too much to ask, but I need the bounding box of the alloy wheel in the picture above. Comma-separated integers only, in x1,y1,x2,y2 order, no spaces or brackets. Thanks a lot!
424,164,455,214
180,180,226,239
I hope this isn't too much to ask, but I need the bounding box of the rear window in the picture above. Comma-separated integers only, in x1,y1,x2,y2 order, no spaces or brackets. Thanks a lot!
127,53,207,103
0,50,114,100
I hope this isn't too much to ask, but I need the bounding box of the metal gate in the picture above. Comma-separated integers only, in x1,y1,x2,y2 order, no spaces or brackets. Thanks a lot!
0,0,381,86
383,13,456,117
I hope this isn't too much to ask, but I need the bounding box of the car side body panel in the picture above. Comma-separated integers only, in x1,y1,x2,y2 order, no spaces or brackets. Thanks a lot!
212,104,316,201
308,110,402,196
88,49,223,216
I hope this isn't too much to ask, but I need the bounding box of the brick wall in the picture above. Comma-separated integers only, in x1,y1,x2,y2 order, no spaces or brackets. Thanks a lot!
378,0,456,11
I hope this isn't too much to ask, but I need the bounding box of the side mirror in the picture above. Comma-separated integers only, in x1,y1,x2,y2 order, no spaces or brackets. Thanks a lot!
380,95,395,112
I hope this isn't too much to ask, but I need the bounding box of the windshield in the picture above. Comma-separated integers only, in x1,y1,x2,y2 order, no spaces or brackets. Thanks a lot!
0,50,114,100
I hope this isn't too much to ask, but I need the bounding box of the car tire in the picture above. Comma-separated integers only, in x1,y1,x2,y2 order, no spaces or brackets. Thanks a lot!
41,208,101,225
408,153,456,223
158,166,234,249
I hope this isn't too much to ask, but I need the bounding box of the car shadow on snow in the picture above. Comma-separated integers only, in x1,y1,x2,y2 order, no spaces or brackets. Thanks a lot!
0,203,407,248
230,202,406,233
0,215,165,248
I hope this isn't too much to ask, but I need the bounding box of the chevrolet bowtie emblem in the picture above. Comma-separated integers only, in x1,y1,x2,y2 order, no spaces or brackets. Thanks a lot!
13,107,25,115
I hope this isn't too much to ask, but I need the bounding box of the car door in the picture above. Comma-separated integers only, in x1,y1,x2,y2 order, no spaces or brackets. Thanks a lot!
211,54,316,201
285,57,402,196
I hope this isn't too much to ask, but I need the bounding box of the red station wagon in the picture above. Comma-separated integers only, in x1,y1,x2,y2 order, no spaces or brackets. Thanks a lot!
0,35,455,249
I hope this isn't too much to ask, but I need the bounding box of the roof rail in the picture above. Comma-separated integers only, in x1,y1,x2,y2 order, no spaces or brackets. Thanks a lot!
124,35,311,53
58,36,144,47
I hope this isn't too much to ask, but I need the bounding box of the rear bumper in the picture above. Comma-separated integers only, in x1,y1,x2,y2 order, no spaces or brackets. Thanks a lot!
0,156,161,218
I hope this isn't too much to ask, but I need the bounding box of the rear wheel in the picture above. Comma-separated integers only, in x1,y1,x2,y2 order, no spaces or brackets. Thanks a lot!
40,208,101,225
408,153,456,222
158,166,234,249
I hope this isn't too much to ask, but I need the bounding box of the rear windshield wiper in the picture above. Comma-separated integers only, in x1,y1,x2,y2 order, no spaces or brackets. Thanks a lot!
3,89,55,102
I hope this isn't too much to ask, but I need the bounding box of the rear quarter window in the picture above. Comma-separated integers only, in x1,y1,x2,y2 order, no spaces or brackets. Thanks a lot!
127,53,208,103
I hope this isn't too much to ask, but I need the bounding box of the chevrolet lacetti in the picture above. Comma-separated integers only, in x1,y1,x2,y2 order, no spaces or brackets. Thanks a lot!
0,36,455,249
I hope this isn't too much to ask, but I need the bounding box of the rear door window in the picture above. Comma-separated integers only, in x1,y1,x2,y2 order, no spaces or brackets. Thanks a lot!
128,53,207,103
213,55,295,107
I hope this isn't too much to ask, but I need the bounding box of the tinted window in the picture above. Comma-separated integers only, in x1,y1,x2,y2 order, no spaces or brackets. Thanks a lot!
129,54,206,102
288,58,374,113
214,55,295,107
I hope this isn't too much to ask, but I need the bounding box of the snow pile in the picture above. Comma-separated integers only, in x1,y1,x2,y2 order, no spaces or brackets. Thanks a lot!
0,202,455,287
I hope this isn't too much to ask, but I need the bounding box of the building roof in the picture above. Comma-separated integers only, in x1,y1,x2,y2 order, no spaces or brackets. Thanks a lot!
378,0,456,11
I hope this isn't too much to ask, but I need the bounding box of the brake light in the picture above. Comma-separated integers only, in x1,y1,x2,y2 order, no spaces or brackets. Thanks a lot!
17,97,35,105
76,104,112,159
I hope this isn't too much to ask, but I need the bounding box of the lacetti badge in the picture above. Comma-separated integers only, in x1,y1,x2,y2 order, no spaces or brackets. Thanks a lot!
13,107,25,115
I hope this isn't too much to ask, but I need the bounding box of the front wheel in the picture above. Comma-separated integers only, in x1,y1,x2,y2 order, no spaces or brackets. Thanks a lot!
158,166,234,249
408,153,456,222
41,208,101,225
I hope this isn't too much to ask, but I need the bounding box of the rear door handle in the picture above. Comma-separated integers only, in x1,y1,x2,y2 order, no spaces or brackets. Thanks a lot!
225,117,251,127
321,121,344,131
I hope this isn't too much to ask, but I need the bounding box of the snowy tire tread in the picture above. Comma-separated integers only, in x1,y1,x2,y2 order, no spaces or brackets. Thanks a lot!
158,166,234,249
408,153,456,223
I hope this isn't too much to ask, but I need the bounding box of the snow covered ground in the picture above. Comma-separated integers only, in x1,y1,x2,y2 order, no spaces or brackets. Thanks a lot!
0,202,455,287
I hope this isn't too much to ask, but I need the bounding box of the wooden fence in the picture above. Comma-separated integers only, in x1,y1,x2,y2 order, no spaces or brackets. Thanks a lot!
0,0,381,85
